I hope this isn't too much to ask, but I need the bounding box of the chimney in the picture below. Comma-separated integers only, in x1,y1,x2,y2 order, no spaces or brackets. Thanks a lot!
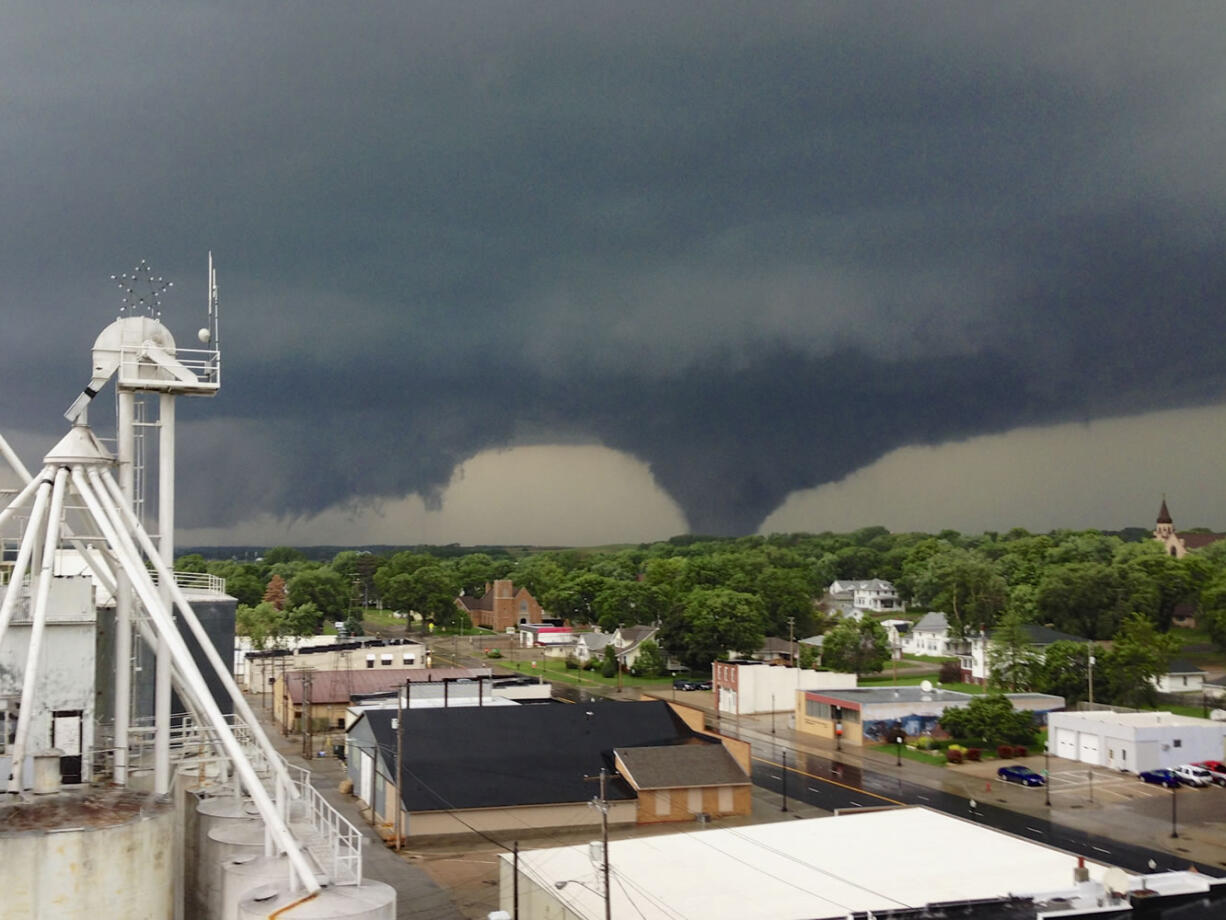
1074,856,1090,883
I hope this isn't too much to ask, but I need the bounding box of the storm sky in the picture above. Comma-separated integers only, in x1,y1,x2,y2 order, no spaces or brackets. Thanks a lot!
3,3,1225,544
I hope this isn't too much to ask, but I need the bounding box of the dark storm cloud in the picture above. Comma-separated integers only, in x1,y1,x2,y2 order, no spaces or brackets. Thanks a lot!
4,3,1226,535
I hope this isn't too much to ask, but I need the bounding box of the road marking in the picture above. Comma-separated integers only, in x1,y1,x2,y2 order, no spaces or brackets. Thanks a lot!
915,794,929,801
809,786,822,793
752,756,904,806
1092,846,1111,854
849,801,862,807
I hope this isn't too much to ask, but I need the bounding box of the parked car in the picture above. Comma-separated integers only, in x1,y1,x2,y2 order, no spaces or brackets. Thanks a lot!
1173,764,1214,787
1194,760,1226,786
1139,768,1181,788
695,680,712,690
673,679,699,691
997,765,1045,787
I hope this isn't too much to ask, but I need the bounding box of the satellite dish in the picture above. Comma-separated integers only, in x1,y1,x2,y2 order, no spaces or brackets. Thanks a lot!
920,679,933,693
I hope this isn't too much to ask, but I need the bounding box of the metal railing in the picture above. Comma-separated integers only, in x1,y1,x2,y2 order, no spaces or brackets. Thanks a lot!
150,570,227,594
116,711,362,885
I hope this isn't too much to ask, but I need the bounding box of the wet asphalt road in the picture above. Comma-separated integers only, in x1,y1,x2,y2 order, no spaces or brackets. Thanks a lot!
749,747,1223,877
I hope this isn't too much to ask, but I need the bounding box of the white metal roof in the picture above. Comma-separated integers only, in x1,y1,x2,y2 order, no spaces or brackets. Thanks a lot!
1051,709,1215,728
509,807,1113,920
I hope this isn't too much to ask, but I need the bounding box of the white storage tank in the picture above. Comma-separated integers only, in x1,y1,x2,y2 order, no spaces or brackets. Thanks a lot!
222,855,297,920
203,818,267,920
237,880,396,919
0,788,175,919
192,793,261,917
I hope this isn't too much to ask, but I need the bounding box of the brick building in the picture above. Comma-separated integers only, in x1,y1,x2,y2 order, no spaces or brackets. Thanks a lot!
456,579,545,632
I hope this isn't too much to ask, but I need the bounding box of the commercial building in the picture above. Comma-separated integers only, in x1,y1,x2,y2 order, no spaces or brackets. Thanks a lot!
1048,710,1226,772
344,699,750,839
711,661,856,716
795,686,1064,746
499,806,1220,920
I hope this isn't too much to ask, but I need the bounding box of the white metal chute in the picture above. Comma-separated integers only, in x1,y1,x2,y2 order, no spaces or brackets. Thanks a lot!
68,466,320,894
7,466,69,793
0,475,53,665
92,466,300,799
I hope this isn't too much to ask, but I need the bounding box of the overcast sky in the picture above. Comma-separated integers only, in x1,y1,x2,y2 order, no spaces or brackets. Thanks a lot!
3,3,1225,545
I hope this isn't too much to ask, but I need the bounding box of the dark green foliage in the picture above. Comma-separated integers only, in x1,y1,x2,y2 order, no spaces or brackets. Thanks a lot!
939,695,1036,747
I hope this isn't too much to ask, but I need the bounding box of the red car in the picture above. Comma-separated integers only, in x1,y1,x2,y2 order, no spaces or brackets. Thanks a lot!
1194,761,1226,786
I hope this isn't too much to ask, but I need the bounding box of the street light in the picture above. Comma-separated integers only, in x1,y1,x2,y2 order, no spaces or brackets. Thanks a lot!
1044,743,1051,807
781,749,789,813
1171,783,1179,838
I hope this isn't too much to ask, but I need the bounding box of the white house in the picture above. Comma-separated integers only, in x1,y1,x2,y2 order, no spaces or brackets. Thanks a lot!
901,611,956,657
1047,710,1226,772
1153,659,1208,695
573,631,615,664
960,624,1084,685
829,579,904,613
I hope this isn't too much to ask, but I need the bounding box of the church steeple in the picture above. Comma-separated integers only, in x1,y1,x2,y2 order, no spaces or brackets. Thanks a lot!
1155,496,1175,541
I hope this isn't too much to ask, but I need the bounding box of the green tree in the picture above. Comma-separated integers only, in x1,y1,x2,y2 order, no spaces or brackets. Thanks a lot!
1033,640,1090,704
402,564,463,626
660,587,765,670
798,643,819,670
225,571,265,607
987,611,1039,692
1096,613,1180,708
283,601,322,636
286,568,349,622
821,617,890,677
1034,563,1126,639
939,694,1036,746
600,643,619,678
263,546,307,565
632,639,664,678
910,549,1007,637
175,553,208,574
236,601,284,649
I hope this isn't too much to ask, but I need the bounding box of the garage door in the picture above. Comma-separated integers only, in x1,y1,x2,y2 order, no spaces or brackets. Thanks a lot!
1055,728,1077,760
1078,733,1100,766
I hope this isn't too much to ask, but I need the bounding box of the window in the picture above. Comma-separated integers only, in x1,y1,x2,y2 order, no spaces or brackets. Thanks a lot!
336,718,345,729
381,655,393,666
655,791,671,816
687,788,702,814
1174,739,1182,748
403,654,415,665
717,786,733,813
365,656,375,669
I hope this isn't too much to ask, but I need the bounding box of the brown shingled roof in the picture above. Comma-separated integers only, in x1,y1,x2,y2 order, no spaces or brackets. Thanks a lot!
1178,532,1226,550
614,743,750,790
1157,498,1173,524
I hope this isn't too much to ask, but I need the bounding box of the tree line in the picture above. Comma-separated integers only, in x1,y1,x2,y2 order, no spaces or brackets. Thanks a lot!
188,526,1226,687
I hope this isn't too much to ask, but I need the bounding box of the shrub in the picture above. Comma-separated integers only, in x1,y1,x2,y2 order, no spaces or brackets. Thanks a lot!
997,744,1013,759
966,748,981,762
565,655,580,670
485,648,503,659
1012,745,1028,758
915,736,936,751
946,749,963,764
938,660,962,683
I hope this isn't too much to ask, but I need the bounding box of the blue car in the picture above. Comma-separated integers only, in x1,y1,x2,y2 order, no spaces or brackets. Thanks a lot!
997,765,1045,786
1139,768,1181,788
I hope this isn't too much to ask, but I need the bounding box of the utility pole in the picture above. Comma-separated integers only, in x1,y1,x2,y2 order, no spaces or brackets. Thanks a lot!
781,749,789,812
301,670,313,759
394,682,405,850
513,841,520,920
787,616,796,668
587,768,612,920
1087,641,1095,705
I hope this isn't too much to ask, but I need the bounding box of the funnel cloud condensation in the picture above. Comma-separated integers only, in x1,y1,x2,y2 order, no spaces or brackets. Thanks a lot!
3,4,1226,536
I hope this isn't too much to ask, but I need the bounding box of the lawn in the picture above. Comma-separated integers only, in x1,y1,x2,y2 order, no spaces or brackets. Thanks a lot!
499,657,696,692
